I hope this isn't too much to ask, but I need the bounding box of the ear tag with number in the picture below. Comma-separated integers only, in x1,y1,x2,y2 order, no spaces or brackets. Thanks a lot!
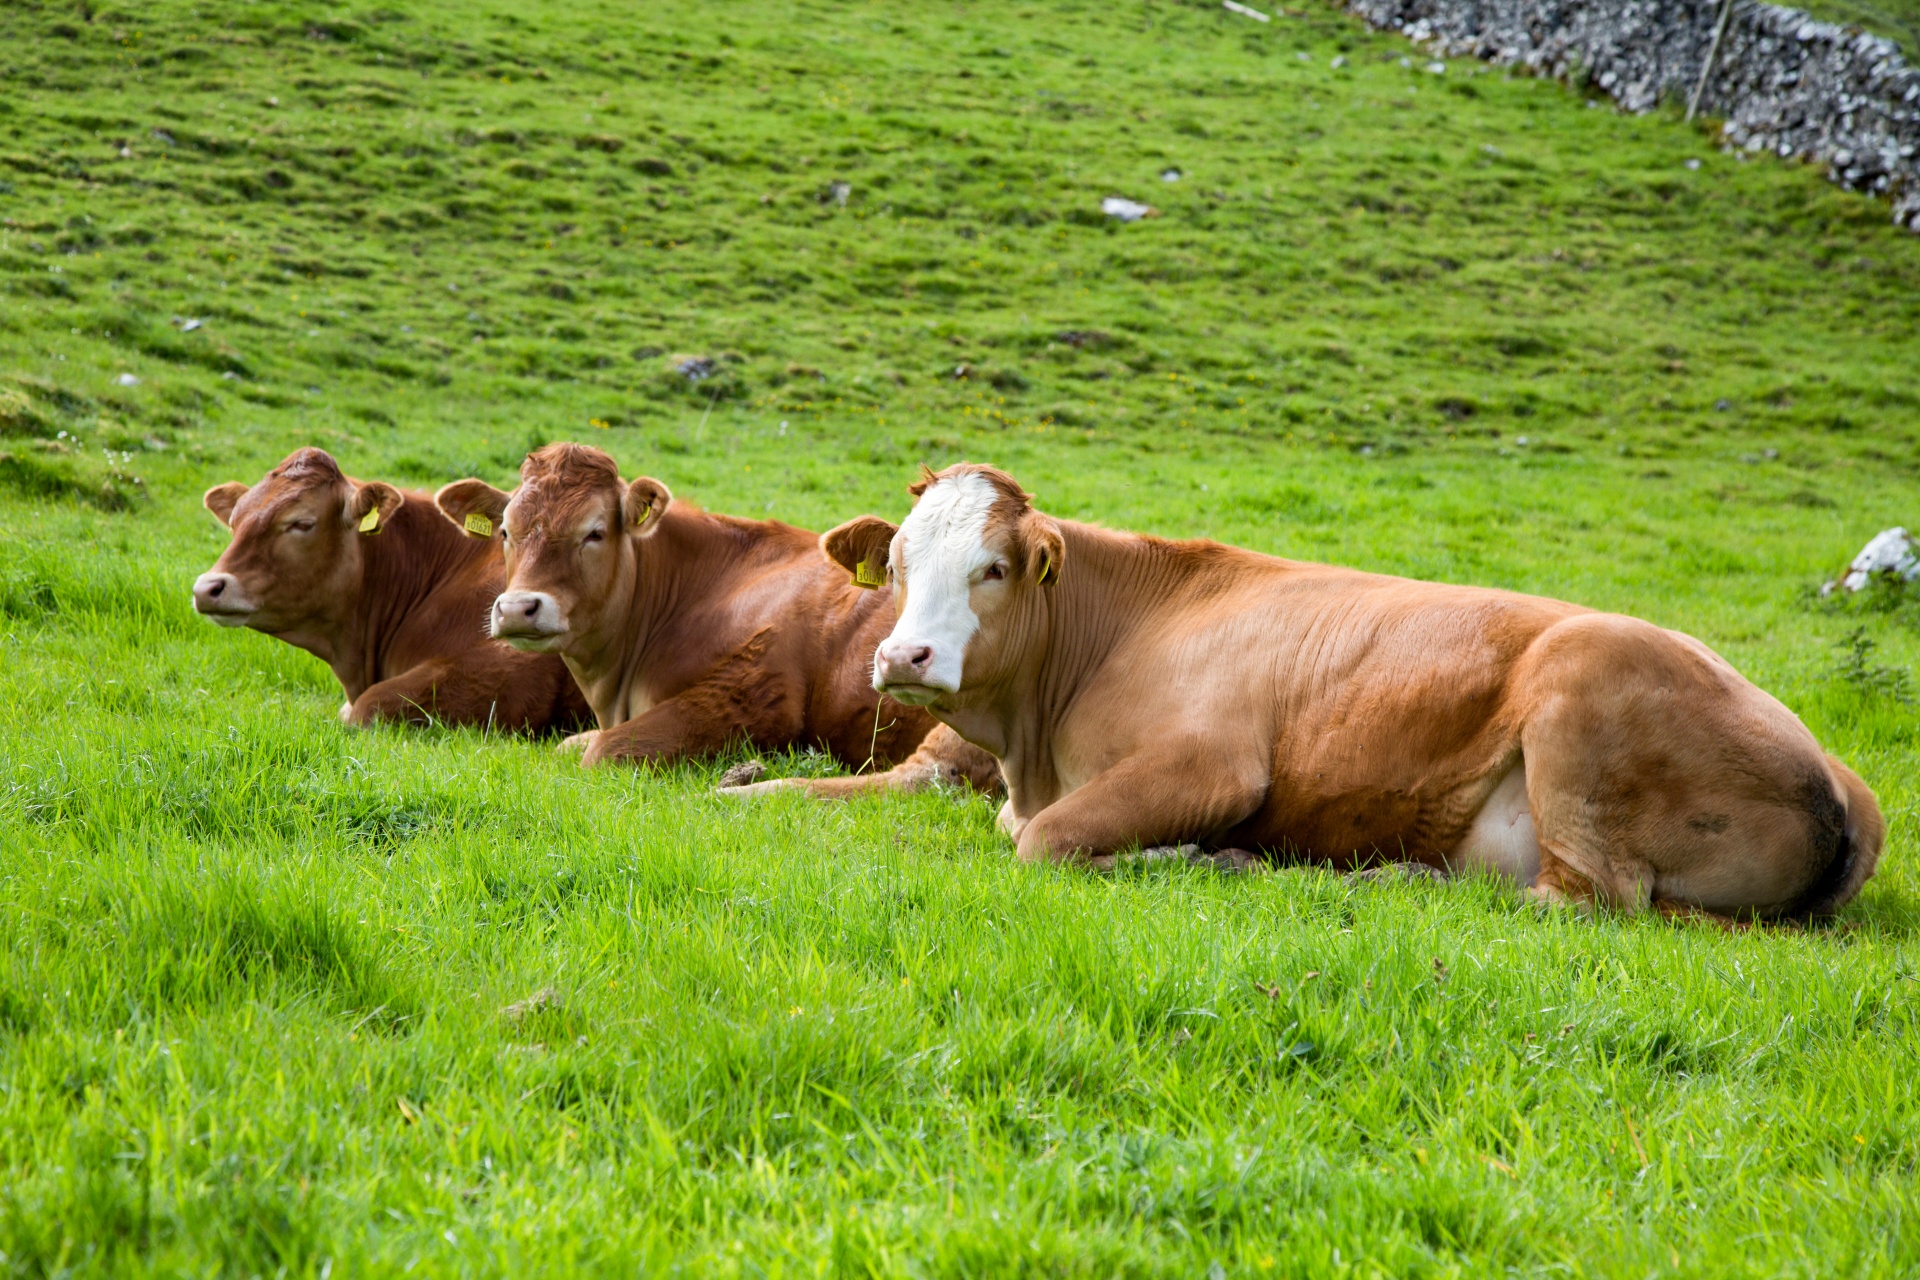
854,558,886,589
464,512,494,537
358,507,380,533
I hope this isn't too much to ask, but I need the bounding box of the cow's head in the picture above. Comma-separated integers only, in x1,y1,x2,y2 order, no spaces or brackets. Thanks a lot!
823,463,1062,706
193,447,402,634
435,443,669,653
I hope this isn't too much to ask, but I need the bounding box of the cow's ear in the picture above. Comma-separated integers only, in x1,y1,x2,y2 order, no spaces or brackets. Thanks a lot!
623,476,671,536
1021,514,1065,587
347,481,404,536
822,515,898,590
203,482,247,528
434,478,511,539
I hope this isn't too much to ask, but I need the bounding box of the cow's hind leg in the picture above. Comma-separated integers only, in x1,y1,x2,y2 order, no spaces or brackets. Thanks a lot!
1513,613,1852,918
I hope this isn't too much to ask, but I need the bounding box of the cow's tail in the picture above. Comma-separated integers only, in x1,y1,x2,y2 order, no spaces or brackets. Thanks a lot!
1785,756,1885,921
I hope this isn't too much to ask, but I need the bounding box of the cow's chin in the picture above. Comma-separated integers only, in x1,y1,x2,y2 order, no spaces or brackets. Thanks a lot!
878,681,951,708
199,609,256,628
497,631,566,653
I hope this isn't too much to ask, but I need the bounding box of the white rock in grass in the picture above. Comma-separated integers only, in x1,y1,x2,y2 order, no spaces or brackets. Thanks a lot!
1101,196,1158,221
115,373,140,386
1827,527,1920,594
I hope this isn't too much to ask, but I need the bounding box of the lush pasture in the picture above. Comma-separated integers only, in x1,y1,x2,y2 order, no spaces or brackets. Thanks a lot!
4,0,1920,1274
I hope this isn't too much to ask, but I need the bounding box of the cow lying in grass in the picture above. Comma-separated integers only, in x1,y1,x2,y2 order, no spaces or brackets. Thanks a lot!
825,462,1882,921
193,447,589,732
434,443,999,792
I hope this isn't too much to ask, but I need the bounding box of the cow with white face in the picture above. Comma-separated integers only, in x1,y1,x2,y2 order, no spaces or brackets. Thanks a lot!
825,462,1884,922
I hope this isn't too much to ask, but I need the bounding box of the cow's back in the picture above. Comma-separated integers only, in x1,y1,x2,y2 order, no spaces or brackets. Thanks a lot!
1074,559,1588,861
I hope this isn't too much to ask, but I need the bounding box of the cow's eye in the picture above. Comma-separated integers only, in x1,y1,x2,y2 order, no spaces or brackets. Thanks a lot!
287,518,315,534
983,562,1006,581
583,528,605,545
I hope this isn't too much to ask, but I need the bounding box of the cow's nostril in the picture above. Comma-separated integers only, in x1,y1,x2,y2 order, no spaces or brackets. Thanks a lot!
207,579,225,598
910,646,932,668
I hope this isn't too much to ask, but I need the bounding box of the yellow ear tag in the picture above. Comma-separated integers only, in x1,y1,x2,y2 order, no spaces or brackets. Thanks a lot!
1037,559,1055,586
854,558,886,589
358,507,380,533
464,512,494,537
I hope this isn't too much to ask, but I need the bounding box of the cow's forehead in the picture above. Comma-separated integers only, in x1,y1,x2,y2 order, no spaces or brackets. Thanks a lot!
511,444,624,525
508,475,617,527
232,469,340,524
899,471,1006,567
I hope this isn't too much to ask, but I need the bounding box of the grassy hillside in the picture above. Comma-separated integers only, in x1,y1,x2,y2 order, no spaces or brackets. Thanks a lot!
4,0,1920,1275
1804,0,1920,56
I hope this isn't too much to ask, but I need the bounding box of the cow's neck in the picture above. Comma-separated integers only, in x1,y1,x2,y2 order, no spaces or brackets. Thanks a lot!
331,498,492,699
961,521,1190,801
566,505,759,727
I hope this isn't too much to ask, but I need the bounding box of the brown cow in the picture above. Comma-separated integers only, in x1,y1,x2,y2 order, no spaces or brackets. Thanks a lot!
824,462,1883,921
432,442,1000,792
192,447,588,732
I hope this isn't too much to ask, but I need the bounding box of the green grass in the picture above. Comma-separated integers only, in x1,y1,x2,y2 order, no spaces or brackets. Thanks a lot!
4,0,1920,1274
1801,0,1920,57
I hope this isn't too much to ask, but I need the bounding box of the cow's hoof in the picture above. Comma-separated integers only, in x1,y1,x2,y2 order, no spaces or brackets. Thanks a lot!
1115,845,1267,874
1346,862,1450,886
556,730,599,757
339,701,355,723
716,758,768,789
1526,883,1591,912
1190,847,1269,874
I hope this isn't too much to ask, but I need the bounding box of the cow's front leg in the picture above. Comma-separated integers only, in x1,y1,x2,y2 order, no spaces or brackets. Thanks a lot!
719,724,1004,800
1013,746,1266,869
344,659,460,728
579,676,803,768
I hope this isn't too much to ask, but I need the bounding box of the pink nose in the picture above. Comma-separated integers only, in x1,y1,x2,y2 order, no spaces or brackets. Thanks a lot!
875,640,933,685
193,572,242,612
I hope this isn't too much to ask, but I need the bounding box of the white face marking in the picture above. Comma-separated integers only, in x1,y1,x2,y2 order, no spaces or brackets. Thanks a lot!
875,472,1000,696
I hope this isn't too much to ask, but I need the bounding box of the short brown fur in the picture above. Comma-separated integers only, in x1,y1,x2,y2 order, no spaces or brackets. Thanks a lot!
861,463,1882,921
193,447,588,731
438,443,999,789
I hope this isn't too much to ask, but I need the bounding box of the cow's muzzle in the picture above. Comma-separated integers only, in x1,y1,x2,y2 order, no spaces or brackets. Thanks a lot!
491,590,568,648
192,571,255,626
873,639,950,704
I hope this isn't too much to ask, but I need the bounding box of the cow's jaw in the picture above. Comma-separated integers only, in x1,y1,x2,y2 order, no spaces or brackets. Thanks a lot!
491,589,569,650
873,471,997,702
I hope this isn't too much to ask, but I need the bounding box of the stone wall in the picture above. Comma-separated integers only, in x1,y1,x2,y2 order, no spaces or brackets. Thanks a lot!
1340,0,1920,229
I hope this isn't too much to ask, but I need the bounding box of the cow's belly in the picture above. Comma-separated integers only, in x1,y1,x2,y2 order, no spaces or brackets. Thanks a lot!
1449,761,1540,885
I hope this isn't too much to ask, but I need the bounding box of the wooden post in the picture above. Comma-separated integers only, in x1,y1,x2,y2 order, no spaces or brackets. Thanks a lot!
1688,0,1738,122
